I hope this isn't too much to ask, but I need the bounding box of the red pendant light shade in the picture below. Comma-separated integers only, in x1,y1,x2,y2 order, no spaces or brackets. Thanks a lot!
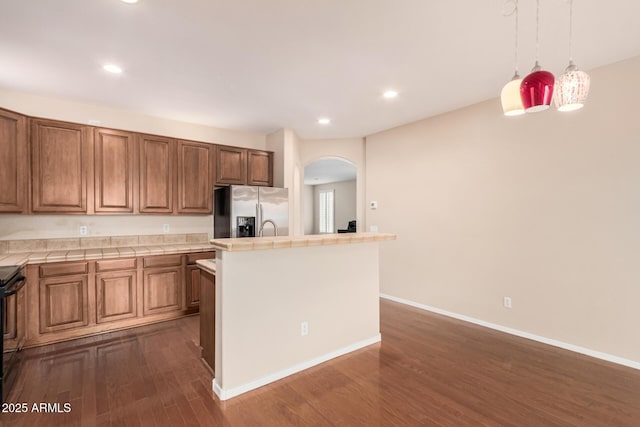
520,68,555,112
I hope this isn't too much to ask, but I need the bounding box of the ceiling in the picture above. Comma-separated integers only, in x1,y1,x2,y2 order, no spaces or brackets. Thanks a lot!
1,1,639,140
304,159,357,185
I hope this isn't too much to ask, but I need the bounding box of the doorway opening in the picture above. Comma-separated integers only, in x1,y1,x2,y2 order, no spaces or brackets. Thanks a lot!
303,158,357,235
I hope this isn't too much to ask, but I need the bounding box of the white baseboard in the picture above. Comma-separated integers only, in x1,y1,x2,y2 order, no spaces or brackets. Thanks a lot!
213,334,382,400
380,293,640,371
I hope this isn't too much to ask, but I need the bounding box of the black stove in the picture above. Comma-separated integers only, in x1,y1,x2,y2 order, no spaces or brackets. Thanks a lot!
0,266,22,287
1,264,26,403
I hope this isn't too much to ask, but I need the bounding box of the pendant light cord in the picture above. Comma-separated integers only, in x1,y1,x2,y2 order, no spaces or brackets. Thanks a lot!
535,0,540,63
568,0,573,63
514,0,519,74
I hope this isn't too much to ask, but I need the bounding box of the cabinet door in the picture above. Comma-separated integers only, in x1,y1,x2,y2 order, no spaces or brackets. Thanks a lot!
185,264,201,308
247,150,273,187
143,267,182,315
139,135,175,213
31,119,91,213
96,270,137,323
199,270,215,373
39,275,89,334
177,140,213,214
0,109,28,213
94,128,135,213
215,146,247,185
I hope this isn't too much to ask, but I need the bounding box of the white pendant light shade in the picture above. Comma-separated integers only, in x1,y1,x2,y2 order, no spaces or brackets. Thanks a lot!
501,76,525,116
555,63,590,111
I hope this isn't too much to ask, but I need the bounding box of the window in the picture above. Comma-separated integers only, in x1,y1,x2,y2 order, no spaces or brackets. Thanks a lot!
318,189,334,234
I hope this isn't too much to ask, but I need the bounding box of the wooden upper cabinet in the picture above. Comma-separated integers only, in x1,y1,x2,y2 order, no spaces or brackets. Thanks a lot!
177,141,214,214
31,119,92,213
139,135,175,213
247,150,273,187
94,128,136,213
215,146,247,185
0,109,28,213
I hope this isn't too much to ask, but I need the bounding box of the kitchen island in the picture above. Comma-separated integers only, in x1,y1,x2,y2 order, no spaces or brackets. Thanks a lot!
206,232,396,400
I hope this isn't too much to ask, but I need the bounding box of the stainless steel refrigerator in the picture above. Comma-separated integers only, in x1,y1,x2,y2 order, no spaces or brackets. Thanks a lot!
214,186,289,238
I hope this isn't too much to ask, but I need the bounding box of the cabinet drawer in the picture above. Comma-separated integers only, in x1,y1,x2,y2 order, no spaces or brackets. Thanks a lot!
186,251,216,265
143,254,182,268
96,258,137,272
40,262,88,278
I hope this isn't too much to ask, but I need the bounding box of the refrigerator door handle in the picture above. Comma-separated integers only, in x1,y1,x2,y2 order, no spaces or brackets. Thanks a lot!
255,203,260,232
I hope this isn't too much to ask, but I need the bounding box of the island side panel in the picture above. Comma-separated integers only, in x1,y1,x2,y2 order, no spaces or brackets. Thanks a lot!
216,241,380,394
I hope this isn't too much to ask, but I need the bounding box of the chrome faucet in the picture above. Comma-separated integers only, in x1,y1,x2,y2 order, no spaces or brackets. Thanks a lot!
259,219,278,237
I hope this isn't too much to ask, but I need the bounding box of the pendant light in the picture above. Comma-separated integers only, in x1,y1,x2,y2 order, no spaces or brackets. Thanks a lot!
520,0,555,113
555,0,590,111
500,0,524,116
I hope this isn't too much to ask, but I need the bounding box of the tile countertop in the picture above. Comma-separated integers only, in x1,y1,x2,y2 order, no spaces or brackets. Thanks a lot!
210,232,397,252
0,243,215,268
195,259,216,275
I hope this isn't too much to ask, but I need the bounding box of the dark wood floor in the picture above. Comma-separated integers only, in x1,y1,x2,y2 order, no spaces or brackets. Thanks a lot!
2,299,639,426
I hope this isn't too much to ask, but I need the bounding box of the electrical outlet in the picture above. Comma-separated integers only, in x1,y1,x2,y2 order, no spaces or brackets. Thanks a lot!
79,226,88,236
300,321,309,336
163,224,170,233
503,296,512,309
370,201,378,209
370,225,378,232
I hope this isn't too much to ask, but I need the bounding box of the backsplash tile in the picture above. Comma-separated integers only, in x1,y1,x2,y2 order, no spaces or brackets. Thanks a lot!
46,238,80,251
163,234,187,244
0,241,7,255
9,239,46,253
187,233,209,243
80,237,111,249
111,236,139,247
138,235,164,245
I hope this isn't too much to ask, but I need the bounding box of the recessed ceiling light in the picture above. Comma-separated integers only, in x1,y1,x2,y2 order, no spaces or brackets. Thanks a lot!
318,118,331,125
121,0,139,4
103,64,123,74
383,90,398,99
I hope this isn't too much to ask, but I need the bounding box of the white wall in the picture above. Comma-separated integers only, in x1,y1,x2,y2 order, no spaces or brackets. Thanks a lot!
266,129,285,187
365,56,640,364
303,185,314,235
312,180,357,234
0,87,266,149
215,242,381,398
0,214,212,240
0,87,268,240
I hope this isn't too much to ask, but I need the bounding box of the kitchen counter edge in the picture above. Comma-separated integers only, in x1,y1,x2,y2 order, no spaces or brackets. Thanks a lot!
210,232,396,252
0,243,215,268
195,259,216,275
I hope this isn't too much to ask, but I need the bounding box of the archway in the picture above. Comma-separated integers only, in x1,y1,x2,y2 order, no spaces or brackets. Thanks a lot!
303,158,357,235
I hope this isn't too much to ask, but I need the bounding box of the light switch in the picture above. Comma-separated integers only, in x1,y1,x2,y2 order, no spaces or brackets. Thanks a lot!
370,201,378,210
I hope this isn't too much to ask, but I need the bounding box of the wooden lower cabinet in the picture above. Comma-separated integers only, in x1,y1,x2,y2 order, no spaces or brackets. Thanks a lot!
39,275,89,334
143,266,182,315
96,270,137,323
199,269,215,373
184,251,215,311
3,292,17,340
25,250,214,347
185,265,201,309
